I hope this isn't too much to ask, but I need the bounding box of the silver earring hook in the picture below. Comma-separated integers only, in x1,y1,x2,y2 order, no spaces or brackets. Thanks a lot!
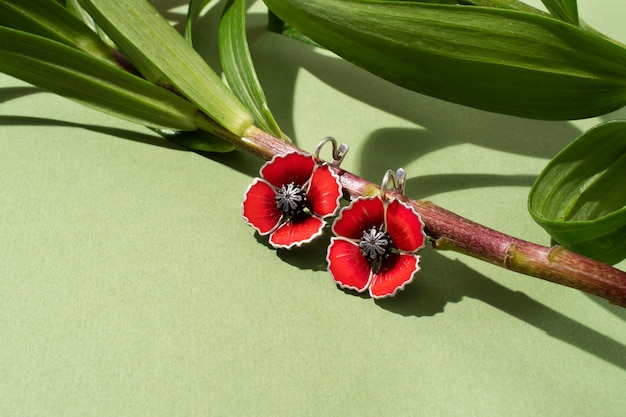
380,168,406,199
314,136,349,168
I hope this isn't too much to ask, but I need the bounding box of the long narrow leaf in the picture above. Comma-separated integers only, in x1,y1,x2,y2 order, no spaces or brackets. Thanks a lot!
528,121,626,264
78,0,253,136
0,0,115,63
219,0,286,139
263,0,626,120
0,26,204,132
185,0,213,44
267,10,319,46
463,0,547,15
541,0,578,25
65,0,117,48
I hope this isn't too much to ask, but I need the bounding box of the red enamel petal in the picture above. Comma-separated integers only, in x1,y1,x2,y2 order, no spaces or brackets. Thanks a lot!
242,179,281,235
260,152,315,189
332,196,385,240
327,238,372,292
307,165,342,218
269,214,325,249
385,199,426,253
370,254,420,299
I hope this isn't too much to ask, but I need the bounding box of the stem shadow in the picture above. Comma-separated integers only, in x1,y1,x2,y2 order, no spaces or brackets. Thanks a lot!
587,294,626,323
276,240,626,370
380,251,626,371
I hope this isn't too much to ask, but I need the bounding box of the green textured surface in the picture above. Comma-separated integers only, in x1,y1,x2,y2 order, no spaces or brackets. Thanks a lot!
1,1,625,416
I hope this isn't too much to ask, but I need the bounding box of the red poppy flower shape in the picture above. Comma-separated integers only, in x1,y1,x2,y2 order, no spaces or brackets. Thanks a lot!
326,196,426,298
242,152,342,249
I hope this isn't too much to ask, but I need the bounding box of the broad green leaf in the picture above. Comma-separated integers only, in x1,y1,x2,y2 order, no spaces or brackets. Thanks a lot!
263,0,626,120
0,0,115,63
267,10,319,47
541,0,578,25
0,26,206,132
528,121,626,264
185,0,213,44
78,0,254,136
219,0,286,139
267,1,546,46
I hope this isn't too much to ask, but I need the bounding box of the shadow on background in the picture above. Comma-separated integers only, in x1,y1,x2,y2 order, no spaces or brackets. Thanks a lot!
273,234,626,371
0,86,41,104
3,0,625,374
405,173,537,200
376,250,626,371
588,294,626,322
246,15,583,153
0,115,185,150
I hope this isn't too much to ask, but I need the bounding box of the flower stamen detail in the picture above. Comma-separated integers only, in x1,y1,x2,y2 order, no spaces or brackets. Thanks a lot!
359,227,393,262
275,182,307,216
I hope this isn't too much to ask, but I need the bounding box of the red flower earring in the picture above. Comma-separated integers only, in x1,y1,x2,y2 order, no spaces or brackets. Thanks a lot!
242,137,348,249
326,169,427,298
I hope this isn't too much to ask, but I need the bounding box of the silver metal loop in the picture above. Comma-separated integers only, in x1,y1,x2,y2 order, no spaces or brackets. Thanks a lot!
314,136,349,168
380,168,406,199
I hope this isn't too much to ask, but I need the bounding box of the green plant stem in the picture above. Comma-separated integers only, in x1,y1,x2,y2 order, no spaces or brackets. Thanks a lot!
225,124,626,307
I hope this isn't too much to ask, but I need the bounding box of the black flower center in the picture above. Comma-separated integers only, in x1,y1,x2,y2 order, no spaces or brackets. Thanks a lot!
275,182,307,216
359,227,393,262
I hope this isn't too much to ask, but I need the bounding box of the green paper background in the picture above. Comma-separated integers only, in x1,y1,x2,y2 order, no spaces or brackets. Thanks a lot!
1,1,625,416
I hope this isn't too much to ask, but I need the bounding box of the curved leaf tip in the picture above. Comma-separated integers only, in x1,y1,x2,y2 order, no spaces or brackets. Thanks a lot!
529,120,626,264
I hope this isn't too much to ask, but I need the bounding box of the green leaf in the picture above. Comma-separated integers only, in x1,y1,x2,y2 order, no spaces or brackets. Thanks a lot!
185,0,213,44
462,0,547,16
155,128,236,153
263,0,626,120
0,0,115,63
78,0,254,136
528,121,626,264
267,10,319,47
219,0,286,139
0,26,206,132
64,0,117,48
541,0,579,25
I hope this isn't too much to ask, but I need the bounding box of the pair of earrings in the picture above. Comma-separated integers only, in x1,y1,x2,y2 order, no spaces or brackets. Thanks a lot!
242,137,426,299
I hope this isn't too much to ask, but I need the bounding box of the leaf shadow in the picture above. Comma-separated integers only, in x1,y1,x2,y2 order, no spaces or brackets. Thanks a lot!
201,146,265,179
246,13,300,142
3,8,624,372
0,85,41,104
150,0,192,31
405,174,537,200
245,16,583,162
0,115,185,150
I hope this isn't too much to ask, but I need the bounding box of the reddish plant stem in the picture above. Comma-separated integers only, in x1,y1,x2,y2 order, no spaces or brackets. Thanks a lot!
236,125,626,307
